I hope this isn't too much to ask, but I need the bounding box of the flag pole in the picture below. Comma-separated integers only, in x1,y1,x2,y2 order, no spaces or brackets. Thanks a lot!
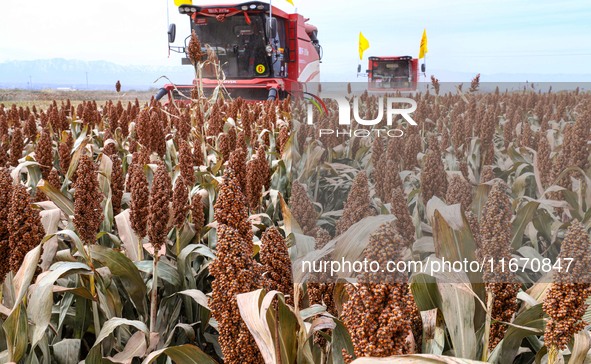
166,0,171,57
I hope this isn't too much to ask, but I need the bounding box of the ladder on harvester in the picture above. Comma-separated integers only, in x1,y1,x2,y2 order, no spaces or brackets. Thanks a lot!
287,18,298,63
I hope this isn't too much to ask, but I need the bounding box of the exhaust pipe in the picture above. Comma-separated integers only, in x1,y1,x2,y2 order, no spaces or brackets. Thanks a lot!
267,88,278,101
155,88,168,101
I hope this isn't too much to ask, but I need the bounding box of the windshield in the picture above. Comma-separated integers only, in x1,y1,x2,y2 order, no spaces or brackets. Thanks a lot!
192,14,271,79
373,60,411,80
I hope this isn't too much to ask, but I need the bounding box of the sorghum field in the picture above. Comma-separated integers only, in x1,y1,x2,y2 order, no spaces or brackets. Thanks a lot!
0,77,590,364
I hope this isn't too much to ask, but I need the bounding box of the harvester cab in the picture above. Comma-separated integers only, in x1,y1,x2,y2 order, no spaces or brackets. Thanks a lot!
156,1,322,103
366,56,419,92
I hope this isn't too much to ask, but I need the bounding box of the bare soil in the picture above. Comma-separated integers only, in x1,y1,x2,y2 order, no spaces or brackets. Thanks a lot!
0,89,155,108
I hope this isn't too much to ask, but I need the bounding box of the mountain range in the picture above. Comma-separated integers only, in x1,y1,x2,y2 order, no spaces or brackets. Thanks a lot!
0,58,195,91
1,58,591,91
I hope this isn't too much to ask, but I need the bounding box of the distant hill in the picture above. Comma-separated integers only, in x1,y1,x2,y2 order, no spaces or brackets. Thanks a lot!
1,58,590,91
428,69,591,83
0,58,195,91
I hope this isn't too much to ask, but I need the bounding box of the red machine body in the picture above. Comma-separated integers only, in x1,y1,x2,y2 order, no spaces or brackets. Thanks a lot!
158,1,321,102
367,56,419,92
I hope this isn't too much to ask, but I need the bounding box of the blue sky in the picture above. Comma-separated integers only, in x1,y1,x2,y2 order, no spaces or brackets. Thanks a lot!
1,0,590,81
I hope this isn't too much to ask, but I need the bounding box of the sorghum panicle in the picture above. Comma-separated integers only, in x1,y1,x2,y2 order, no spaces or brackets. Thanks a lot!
277,125,290,155
36,128,53,178
10,126,24,167
172,175,189,229
218,133,231,162
480,165,495,183
227,149,247,193
210,168,261,363
479,181,519,350
446,175,473,212
403,133,421,170
421,147,448,205
58,141,71,173
342,221,417,360
191,193,205,230
148,161,172,252
336,171,374,236
209,224,262,364
129,162,150,239
260,227,294,305
8,184,45,272
149,113,167,157
469,73,480,92
390,187,415,245
543,221,591,351
0,168,13,281
24,114,36,140
371,138,384,175
245,146,269,210
187,30,204,65
48,168,61,189
178,139,196,188
289,181,317,235
214,169,252,240
0,115,8,137
73,155,103,244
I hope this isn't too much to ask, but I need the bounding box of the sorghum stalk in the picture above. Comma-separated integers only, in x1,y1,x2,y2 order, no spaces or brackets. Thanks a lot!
187,30,204,98
307,227,335,314
482,290,494,361
89,273,101,338
150,254,159,333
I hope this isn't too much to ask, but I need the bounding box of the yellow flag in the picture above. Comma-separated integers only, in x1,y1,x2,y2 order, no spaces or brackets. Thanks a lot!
419,29,428,59
286,0,295,5
174,0,192,6
359,32,370,60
